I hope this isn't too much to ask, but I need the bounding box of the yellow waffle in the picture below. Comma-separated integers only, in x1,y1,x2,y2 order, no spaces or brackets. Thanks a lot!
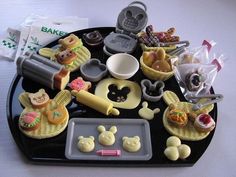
162,91,214,141
38,46,91,72
18,90,71,139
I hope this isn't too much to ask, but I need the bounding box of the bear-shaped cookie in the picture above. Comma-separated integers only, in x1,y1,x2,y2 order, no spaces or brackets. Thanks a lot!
77,136,95,153
28,89,50,108
55,49,77,65
122,136,141,152
97,125,117,146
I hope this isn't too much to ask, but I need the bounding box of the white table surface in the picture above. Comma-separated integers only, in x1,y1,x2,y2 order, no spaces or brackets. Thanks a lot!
0,0,235,176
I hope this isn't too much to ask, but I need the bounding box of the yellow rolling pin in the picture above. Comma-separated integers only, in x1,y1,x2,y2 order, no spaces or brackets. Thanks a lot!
71,90,120,116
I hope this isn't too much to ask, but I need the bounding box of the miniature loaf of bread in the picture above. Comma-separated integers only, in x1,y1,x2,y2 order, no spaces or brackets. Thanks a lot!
17,52,70,90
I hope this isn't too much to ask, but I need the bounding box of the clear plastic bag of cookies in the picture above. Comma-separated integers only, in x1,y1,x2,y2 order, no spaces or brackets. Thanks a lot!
171,40,226,102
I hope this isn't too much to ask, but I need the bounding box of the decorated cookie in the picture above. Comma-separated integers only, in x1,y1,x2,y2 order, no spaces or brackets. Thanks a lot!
69,77,91,92
18,89,72,139
164,136,191,161
138,102,160,120
77,136,95,153
162,91,214,141
55,49,77,65
28,89,50,109
122,136,141,152
97,125,117,146
19,111,41,131
59,34,83,50
45,104,67,125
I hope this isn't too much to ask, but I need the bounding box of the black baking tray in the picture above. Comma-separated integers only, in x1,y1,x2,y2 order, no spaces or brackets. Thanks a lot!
6,27,217,167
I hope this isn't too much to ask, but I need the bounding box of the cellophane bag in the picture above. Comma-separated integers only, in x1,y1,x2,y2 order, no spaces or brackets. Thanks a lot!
172,40,225,102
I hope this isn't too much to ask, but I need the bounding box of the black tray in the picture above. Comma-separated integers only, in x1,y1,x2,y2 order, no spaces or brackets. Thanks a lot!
7,27,217,167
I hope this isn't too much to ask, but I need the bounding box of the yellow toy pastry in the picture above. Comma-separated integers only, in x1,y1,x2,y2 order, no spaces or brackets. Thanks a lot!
77,136,95,153
138,102,160,120
164,136,191,161
164,146,179,161
97,125,117,146
166,136,181,147
18,89,71,139
122,136,141,152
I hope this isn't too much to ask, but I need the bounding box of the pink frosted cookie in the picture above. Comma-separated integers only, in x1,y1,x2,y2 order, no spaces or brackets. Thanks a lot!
69,77,91,92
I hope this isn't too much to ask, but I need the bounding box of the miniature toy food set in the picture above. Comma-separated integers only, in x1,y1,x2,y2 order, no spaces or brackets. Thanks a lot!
7,1,224,166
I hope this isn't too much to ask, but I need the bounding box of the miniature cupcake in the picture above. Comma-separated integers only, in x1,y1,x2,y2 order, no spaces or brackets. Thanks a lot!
19,111,41,131
194,113,215,133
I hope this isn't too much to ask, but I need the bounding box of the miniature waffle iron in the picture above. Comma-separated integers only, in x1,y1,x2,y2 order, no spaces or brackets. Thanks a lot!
103,1,148,55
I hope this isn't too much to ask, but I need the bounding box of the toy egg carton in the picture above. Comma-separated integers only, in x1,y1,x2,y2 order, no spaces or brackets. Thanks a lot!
104,1,148,55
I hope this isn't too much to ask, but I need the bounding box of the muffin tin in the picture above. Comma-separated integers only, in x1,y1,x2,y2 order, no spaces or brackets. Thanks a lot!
7,27,217,167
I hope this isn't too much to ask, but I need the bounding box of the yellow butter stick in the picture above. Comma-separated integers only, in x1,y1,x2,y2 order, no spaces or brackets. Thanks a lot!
71,90,120,116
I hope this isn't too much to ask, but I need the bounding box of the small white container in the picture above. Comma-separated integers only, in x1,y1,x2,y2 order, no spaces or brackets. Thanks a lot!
106,53,139,80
